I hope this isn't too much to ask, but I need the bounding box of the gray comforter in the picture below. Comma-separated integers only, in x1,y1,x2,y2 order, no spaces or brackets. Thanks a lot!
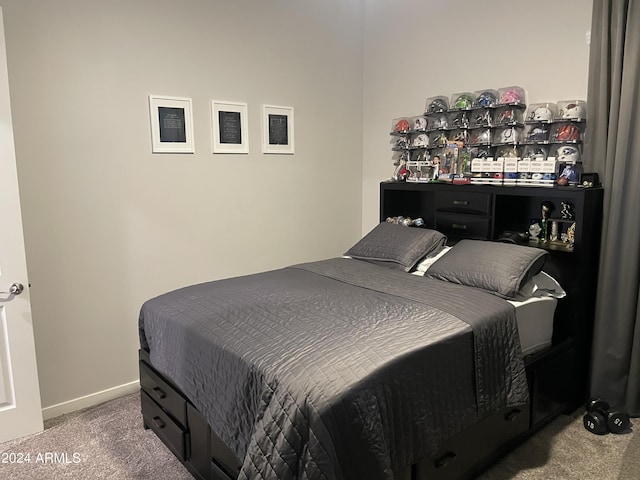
139,258,528,480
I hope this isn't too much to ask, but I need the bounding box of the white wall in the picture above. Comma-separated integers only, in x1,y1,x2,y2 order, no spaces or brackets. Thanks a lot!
362,0,593,232
0,0,364,411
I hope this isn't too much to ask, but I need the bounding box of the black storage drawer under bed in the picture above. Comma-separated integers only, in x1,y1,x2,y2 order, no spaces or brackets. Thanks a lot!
141,389,189,461
140,360,188,429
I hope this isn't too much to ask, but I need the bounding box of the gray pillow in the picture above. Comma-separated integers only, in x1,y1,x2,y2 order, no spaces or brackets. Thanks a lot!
345,222,447,272
425,239,549,299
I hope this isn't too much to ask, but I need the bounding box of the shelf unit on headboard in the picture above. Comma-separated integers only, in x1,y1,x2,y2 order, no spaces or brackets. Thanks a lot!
380,181,604,428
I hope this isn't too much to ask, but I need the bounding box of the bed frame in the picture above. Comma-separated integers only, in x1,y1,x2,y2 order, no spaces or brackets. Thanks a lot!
139,183,603,480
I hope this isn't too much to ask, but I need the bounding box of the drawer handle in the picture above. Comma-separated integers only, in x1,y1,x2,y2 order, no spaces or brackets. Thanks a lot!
152,416,166,429
434,451,456,469
452,200,469,206
505,408,522,422
152,386,167,399
451,224,468,230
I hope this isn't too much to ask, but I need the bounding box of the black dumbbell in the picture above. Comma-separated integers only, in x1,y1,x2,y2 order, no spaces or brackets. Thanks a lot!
583,397,632,435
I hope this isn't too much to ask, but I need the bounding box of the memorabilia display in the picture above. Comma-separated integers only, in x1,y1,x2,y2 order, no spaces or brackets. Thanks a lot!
388,87,586,187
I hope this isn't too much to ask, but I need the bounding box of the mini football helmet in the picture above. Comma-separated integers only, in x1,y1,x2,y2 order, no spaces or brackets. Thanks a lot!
395,119,410,133
498,127,518,143
470,129,491,145
529,106,554,122
559,102,586,120
427,98,448,113
452,93,474,110
450,130,468,143
475,91,498,108
554,124,581,141
498,108,516,125
412,133,429,148
555,145,580,163
472,110,493,127
430,114,448,130
496,146,520,158
413,116,428,131
526,126,549,141
394,136,409,149
523,145,548,160
430,132,448,146
499,88,523,105
451,112,469,128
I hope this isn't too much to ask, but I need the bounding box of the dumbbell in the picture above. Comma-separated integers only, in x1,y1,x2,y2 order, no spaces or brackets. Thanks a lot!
583,397,632,435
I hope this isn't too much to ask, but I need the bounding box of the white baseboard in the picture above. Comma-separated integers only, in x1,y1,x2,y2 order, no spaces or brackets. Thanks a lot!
42,380,140,420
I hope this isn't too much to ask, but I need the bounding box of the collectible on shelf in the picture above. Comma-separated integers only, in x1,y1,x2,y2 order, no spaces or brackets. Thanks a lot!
450,92,475,110
497,147,520,186
468,128,491,146
495,106,524,126
524,124,551,143
540,201,555,241
392,117,411,134
557,100,587,121
392,135,410,150
412,116,429,131
470,109,493,128
412,132,429,148
428,114,449,130
450,111,470,129
561,202,575,220
473,89,499,108
529,219,542,240
494,126,522,145
498,86,526,106
557,162,583,186
526,103,557,123
429,131,449,146
523,145,549,161
551,123,582,142
448,129,468,144
425,96,449,114
554,145,581,163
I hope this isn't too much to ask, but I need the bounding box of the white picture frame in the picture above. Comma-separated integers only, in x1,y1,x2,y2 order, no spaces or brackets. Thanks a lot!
211,100,249,154
261,104,294,154
148,95,195,153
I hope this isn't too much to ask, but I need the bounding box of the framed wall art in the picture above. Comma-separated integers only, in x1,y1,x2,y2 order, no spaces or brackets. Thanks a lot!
261,104,294,154
148,95,194,153
211,100,249,154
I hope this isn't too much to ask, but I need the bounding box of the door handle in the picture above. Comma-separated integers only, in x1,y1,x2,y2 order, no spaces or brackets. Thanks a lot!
1,283,24,295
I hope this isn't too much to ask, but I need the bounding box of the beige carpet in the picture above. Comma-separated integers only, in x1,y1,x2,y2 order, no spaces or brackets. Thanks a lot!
0,392,638,479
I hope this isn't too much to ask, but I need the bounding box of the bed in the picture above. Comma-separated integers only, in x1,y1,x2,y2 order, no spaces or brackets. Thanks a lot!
138,223,566,480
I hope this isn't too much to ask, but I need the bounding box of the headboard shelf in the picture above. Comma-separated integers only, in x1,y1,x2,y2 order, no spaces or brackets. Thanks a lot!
380,181,604,423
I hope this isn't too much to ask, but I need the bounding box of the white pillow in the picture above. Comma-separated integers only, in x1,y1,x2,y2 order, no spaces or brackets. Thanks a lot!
516,271,566,299
413,246,452,275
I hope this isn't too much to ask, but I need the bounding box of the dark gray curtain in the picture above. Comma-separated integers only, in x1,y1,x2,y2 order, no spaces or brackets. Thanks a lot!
585,0,640,416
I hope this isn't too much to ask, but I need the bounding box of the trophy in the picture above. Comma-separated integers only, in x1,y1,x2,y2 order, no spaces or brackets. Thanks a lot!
540,201,554,242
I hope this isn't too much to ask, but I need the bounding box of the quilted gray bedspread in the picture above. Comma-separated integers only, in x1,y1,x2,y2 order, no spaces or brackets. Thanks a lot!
139,258,528,480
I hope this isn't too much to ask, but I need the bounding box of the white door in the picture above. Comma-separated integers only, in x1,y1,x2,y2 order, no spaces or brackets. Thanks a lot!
0,7,43,443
